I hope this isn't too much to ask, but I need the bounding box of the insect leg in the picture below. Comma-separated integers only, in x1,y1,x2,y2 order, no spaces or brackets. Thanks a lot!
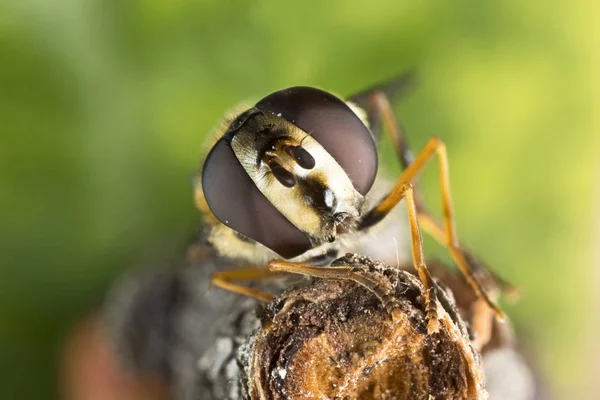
210,250,339,302
269,260,407,325
470,296,495,351
360,92,507,321
397,182,439,333
211,268,278,302
272,183,441,334
347,71,416,145
416,212,518,298
366,89,516,297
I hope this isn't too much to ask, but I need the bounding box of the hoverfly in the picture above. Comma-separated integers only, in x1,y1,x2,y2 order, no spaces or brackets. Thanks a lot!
194,75,512,335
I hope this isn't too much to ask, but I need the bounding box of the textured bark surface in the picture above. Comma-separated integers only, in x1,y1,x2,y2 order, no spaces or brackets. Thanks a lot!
240,254,487,400
104,249,537,400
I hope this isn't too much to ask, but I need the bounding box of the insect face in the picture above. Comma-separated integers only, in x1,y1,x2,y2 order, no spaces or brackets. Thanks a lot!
229,111,364,245
201,87,378,259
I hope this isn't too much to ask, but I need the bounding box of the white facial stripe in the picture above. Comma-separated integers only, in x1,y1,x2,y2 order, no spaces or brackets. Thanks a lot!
298,142,361,218
324,189,334,209
290,137,360,216
297,142,353,188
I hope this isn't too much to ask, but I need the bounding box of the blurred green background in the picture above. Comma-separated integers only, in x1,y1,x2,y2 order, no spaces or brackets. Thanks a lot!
0,0,597,398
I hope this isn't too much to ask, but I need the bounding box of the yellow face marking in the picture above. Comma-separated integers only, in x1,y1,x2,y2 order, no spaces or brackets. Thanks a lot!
230,113,362,242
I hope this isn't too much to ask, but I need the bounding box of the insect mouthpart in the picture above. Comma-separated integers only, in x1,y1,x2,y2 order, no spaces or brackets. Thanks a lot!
334,212,358,235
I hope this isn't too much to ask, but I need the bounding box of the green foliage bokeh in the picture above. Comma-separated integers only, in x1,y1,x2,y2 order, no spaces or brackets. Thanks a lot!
0,1,597,398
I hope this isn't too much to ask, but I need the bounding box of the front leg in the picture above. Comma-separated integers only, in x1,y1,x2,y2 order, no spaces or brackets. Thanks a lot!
271,183,441,334
210,250,340,302
359,134,505,321
211,268,278,303
360,90,515,317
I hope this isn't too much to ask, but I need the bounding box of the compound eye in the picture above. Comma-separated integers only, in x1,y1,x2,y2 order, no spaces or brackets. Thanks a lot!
201,138,311,258
256,87,378,195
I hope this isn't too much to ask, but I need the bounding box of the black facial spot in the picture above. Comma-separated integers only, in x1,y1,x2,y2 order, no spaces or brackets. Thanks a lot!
270,163,296,187
286,145,315,169
301,178,335,213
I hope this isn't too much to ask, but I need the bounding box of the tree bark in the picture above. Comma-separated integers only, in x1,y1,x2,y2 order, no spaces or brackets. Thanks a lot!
104,251,537,399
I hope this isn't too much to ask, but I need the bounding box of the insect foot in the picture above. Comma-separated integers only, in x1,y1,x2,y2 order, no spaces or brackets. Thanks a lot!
240,254,488,400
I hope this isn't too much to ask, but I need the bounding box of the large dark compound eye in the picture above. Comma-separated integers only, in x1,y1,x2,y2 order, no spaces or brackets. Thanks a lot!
256,87,378,195
202,137,312,258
